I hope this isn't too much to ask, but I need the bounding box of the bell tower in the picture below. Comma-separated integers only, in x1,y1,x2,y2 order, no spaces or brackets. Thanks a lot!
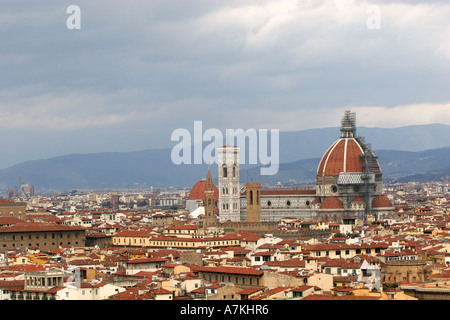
218,145,240,222
203,165,218,227
246,182,261,223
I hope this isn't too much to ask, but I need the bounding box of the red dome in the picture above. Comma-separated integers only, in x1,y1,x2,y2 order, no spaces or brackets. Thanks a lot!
317,138,364,177
372,195,392,208
320,196,344,209
188,180,218,200
312,197,321,204
351,197,365,203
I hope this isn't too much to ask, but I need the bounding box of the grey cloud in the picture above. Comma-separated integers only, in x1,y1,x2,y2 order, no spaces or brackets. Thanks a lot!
0,0,448,169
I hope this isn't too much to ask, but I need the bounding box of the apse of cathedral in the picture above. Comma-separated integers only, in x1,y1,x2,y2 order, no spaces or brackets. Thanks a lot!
189,111,394,226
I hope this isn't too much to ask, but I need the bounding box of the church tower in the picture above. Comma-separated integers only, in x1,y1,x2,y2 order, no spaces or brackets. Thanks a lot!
203,165,218,227
218,145,240,222
245,182,261,223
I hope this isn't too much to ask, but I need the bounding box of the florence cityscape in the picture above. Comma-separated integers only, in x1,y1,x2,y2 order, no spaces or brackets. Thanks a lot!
0,0,449,312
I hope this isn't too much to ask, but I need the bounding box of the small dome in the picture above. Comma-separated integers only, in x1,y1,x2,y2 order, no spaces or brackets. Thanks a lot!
372,195,393,208
188,179,218,200
312,197,321,203
351,197,365,203
320,196,344,209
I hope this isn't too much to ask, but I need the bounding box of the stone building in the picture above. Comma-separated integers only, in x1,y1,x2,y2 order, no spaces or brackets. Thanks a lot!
245,182,261,223
0,222,85,251
381,260,432,284
187,111,394,225
238,111,394,223
0,200,27,220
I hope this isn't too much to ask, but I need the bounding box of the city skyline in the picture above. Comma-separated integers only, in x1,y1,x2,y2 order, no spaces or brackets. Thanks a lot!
0,0,449,305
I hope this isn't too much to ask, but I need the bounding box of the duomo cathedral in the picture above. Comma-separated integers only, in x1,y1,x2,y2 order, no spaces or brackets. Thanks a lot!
186,111,394,226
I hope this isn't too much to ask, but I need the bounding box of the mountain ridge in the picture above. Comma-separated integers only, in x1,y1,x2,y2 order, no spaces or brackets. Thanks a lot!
0,124,448,191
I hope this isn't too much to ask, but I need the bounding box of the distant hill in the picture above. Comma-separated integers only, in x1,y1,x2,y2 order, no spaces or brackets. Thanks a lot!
0,149,207,191
0,124,448,191
246,147,450,185
277,123,450,164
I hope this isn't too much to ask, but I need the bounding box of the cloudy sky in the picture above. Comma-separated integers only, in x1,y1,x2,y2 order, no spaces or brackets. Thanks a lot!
0,0,449,169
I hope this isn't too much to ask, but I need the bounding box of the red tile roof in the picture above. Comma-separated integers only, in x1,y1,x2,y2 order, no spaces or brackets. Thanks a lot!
0,217,22,226
197,266,264,276
372,195,393,208
126,257,168,264
0,222,84,233
320,197,344,209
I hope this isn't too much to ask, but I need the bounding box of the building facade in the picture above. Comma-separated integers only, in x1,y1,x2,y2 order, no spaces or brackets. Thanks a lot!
218,145,241,222
188,111,394,224
0,223,86,251
0,200,27,220
238,111,394,223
